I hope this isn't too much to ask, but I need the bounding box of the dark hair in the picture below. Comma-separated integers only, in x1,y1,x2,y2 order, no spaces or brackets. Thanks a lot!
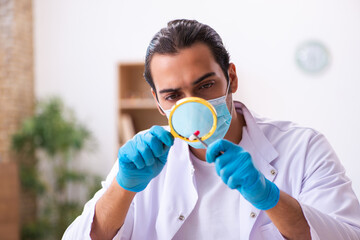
144,19,230,95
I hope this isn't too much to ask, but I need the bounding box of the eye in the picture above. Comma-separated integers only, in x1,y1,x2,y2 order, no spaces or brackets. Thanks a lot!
199,82,214,90
164,93,181,101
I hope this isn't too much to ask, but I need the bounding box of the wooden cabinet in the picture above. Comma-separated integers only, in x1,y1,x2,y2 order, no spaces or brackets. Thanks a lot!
118,63,167,145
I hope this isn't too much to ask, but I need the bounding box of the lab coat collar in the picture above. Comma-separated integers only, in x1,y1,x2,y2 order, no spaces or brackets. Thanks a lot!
234,101,279,164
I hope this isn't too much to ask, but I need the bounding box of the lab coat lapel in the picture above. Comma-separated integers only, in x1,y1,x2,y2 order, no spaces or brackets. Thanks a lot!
155,139,198,240
236,102,279,239
236,102,279,181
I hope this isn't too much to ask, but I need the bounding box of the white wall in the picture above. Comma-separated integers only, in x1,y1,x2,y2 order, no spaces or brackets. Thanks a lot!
34,0,360,198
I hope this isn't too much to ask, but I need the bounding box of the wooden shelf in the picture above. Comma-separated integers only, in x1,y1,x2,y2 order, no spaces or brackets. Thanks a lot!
118,62,167,145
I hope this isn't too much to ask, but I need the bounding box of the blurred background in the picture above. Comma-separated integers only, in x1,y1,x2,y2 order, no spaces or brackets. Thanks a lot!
1,0,359,239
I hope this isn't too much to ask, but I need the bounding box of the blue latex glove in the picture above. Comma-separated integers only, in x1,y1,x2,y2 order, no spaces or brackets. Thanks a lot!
206,139,280,210
116,126,174,192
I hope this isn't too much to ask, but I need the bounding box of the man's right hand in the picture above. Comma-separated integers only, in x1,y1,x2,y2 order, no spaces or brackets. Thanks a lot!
116,125,174,192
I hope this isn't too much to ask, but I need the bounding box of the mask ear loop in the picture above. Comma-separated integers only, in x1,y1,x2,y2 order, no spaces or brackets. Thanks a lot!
225,78,233,115
156,98,172,116
156,100,166,114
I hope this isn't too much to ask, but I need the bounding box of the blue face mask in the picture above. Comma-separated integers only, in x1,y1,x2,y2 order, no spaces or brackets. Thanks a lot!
161,84,232,149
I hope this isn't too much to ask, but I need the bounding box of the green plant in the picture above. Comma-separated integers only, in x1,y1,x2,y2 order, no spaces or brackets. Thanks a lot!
12,97,101,240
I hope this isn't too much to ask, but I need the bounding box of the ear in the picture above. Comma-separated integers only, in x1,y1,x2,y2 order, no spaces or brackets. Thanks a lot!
151,88,166,116
228,63,238,93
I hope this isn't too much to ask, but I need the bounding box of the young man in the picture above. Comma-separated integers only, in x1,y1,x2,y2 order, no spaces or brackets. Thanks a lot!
64,20,360,240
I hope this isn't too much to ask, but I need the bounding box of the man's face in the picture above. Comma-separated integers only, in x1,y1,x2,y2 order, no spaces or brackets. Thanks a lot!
150,43,230,111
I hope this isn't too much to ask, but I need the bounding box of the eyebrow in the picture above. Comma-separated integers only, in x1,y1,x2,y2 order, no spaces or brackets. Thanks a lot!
193,72,216,85
158,72,216,94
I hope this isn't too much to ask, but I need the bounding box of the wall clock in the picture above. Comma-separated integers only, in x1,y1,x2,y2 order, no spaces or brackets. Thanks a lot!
296,41,330,74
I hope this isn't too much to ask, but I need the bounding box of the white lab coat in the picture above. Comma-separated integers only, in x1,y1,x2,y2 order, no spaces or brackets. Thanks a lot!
63,102,360,240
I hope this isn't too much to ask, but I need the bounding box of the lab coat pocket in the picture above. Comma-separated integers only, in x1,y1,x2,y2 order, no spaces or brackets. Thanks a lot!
259,222,285,240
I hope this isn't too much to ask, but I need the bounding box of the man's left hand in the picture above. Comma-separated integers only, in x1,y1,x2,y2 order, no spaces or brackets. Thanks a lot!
206,139,280,210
